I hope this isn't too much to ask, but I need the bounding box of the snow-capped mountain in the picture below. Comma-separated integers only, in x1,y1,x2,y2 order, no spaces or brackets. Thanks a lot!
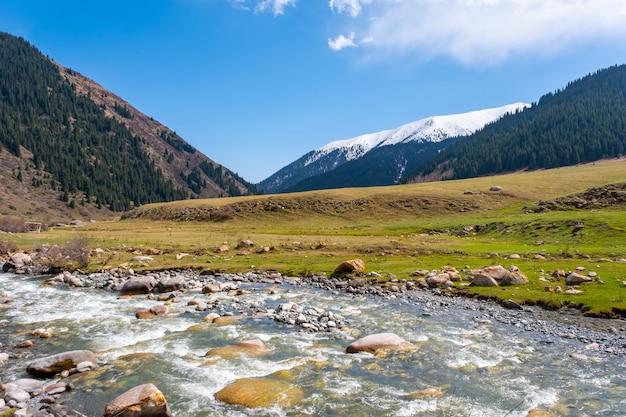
258,103,529,193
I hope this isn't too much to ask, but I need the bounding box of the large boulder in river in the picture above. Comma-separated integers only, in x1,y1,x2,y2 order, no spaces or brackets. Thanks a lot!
104,383,172,417
158,275,185,293
333,259,365,276
2,252,32,272
10,252,32,267
26,350,96,378
215,376,303,408
121,276,158,295
346,332,411,354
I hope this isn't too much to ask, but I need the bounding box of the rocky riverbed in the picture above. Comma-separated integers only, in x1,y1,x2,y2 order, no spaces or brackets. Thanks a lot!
2,266,626,416
26,266,626,352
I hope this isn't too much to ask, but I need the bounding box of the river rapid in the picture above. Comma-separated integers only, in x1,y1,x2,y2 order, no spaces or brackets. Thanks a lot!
1,271,626,416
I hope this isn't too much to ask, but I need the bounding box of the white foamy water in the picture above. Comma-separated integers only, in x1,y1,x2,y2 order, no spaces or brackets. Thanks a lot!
2,273,626,416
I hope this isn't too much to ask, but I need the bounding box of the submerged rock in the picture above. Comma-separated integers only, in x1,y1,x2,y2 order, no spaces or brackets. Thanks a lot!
526,409,556,417
104,383,172,417
407,388,444,399
206,339,269,359
136,304,168,319
215,377,303,408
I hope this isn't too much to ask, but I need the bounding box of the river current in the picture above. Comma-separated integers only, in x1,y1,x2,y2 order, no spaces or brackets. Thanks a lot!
1,272,626,416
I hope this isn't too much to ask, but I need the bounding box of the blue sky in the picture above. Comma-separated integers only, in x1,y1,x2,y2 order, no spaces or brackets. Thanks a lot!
1,0,626,183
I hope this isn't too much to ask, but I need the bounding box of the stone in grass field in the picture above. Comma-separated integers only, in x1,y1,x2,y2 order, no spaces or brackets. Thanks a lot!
333,259,365,276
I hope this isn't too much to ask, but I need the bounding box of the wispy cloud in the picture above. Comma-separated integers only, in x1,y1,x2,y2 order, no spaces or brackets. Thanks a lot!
230,0,296,16
228,0,626,65
328,32,358,51
329,0,370,17
329,0,626,65
228,0,250,11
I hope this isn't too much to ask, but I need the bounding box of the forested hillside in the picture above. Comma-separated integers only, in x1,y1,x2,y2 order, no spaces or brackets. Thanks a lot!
408,65,626,182
283,140,457,192
259,104,526,194
0,32,255,216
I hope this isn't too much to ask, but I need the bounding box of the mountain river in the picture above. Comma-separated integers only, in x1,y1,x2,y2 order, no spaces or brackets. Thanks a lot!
1,271,626,416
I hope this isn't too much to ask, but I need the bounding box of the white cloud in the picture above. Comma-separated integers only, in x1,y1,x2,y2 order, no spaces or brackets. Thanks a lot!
329,0,370,17
254,0,297,15
228,0,250,11
331,0,626,66
328,32,358,51
229,0,296,15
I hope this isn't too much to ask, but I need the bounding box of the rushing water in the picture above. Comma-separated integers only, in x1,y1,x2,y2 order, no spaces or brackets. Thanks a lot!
1,272,626,416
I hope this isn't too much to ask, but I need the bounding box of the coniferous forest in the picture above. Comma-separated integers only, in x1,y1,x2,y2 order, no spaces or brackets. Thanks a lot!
0,32,256,212
408,65,626,182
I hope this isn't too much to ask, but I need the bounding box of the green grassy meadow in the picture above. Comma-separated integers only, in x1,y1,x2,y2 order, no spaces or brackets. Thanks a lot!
5,158,626,317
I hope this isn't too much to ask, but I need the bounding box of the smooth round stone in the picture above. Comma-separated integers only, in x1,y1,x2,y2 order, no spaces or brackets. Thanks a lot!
215,377,303,408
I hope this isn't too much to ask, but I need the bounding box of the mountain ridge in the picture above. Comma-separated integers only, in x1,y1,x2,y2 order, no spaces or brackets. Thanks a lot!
408,64,626,183
0,32,256,220
58,64,255,199
259,103,529,193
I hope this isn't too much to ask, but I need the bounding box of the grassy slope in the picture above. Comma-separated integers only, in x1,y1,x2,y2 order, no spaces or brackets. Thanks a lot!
6,158,626,317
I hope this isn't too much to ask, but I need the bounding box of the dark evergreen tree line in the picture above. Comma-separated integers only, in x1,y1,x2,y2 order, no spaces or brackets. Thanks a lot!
198,160,257,196
409,64,626,182
159,129,196,154
0,32,187,211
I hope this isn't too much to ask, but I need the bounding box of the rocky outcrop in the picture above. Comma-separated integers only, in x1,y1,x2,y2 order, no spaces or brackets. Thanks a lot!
26,350,97,378
1,252,32,273
104,383,172,417
530,183,626,212
468,265,528,287
346,332,411,354
470,274,499,287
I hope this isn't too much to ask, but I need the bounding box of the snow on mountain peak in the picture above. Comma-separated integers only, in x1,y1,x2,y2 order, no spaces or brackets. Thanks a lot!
304,103,529,167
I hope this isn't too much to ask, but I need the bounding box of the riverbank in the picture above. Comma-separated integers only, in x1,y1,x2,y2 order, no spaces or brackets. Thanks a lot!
13,266,626,352
3,267,626,416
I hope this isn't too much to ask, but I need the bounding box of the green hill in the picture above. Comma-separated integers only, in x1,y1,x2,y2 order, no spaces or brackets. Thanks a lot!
408,64,626,182
0,32,256,218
